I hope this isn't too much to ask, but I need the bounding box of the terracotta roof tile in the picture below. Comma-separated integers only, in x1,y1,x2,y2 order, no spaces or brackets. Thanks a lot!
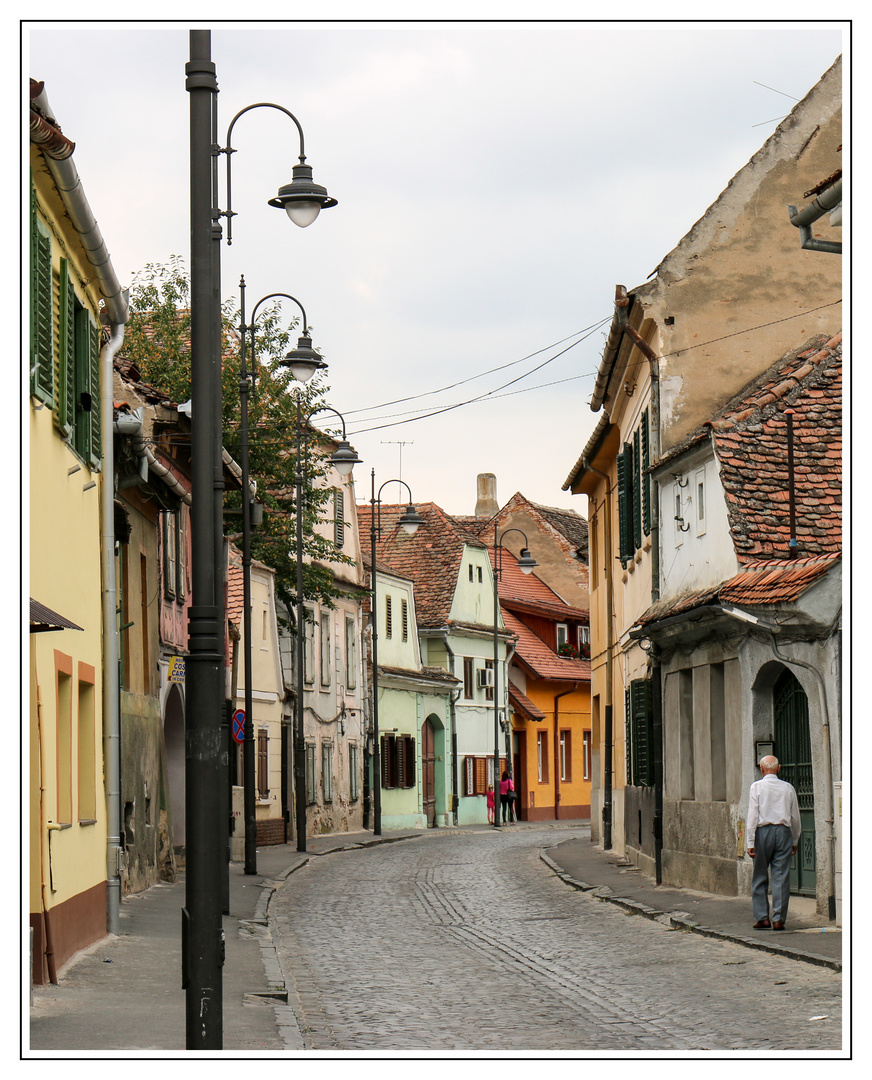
503,609,591,682
357,502,487,628
491,548,588,621
637,553,839,626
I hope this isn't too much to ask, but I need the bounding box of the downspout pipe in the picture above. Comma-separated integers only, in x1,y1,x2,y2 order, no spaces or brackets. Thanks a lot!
32,83,130,937
101,321,127,935
439,633,460,825
583,457,613,849
788,179,842,254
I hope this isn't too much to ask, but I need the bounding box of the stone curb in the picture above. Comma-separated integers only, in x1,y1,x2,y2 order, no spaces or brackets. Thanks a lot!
538,851,842,972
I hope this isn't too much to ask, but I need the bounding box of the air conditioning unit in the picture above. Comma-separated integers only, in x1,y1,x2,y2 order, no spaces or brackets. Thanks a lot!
477,668,494,689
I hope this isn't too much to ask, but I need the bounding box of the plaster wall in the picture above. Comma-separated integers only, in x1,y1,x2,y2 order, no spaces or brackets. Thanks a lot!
636,60,841,451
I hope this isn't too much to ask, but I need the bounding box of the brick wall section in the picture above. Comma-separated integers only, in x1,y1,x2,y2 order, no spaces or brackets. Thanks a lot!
256,818,286,846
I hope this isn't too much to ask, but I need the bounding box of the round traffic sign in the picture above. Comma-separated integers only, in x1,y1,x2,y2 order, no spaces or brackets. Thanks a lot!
232,709,246,744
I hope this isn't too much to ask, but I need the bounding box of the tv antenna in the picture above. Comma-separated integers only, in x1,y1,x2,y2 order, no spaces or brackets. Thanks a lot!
382,441,414,480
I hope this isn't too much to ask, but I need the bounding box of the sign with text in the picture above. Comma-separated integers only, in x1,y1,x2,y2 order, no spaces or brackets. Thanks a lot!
168,656,186,683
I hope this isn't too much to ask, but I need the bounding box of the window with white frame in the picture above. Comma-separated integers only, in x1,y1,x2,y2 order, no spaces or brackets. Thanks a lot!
349,743,359,801
583,730,591,780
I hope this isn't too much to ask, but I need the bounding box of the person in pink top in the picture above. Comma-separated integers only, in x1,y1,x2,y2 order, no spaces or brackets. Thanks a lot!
486,785,495,824
499,771,516,824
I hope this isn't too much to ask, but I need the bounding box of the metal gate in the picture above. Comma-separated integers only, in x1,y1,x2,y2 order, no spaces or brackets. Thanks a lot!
773,668,816,896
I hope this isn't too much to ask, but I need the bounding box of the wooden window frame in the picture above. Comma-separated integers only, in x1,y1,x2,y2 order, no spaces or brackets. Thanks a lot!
463,657,475,699
257,727,269,798
560,729,572,782
381,734,416,790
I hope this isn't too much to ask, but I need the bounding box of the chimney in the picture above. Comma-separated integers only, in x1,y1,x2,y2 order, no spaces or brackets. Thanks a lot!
475,473,499,518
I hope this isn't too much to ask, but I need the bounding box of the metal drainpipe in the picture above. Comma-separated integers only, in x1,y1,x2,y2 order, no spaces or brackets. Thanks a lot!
101,320,126,934
553,685,577,820
439,633,460,825
583,458,613,849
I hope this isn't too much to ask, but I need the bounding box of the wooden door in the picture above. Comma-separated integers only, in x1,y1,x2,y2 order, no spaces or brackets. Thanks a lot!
422,719,436,827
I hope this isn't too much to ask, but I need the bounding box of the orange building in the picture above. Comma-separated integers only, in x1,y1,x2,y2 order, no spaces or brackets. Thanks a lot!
490,549,591,821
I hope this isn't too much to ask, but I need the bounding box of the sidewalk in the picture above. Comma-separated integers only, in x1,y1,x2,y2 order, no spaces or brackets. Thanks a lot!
28,821,841,1053
540,831,842,971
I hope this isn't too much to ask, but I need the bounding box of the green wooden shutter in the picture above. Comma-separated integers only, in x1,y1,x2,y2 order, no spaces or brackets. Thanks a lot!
86,311,101,469
617,449,630,565
632,428,642,552
641,409,650,536
625,684,632,784
57,260,76,439
630,679,653,787
30,190,54,403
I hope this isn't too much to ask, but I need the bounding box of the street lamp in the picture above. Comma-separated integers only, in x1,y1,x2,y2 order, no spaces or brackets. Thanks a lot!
185,29,334,1050
237,277,323,872
284,378,361,853
368,476,423,835
491,528,537,827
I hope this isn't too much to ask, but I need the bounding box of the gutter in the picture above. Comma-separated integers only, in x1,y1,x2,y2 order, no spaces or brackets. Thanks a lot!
788,178,842,254
32,81,129,936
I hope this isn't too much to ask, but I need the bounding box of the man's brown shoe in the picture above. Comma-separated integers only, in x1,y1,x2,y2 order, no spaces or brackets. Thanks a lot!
772,921,785,930
753,919,771,929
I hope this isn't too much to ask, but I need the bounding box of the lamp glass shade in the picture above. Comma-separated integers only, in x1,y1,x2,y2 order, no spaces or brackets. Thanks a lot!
283,335,326,383
284,201,321,229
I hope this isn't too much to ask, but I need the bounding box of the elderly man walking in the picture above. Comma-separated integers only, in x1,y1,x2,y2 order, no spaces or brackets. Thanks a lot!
746,755,801,931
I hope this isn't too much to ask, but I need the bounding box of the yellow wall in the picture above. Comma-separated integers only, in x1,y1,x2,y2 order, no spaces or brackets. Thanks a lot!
516,681,591,818
30,163,108,925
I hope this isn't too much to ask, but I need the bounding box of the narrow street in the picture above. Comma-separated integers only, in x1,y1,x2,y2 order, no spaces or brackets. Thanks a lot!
271,827,842,1053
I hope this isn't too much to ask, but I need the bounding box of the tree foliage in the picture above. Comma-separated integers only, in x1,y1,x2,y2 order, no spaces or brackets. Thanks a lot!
124,257,355,618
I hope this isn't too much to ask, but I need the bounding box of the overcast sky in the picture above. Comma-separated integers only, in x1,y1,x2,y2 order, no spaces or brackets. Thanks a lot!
26,17,845,519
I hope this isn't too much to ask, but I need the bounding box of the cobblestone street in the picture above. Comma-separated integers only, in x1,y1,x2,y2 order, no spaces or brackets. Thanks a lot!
270,827,842,1053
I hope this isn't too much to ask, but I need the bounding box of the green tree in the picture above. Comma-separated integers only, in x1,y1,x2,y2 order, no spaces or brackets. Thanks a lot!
123,257,354,619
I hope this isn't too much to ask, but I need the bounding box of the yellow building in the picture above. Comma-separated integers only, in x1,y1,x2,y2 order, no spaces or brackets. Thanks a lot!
29,81,128,983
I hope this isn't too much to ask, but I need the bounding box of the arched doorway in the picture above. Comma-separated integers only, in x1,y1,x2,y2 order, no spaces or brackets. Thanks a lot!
164,684,186,852
773,668,816,896
422,718,436,827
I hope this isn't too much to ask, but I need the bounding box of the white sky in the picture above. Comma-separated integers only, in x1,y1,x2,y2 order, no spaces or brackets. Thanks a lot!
25,16,846,519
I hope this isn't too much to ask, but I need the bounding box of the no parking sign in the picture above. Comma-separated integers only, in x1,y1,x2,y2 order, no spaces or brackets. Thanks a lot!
232,709,246,744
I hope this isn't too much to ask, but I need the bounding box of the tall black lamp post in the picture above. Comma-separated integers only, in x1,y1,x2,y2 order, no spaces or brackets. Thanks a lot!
368,476,424,835
237,278,320,872
491,528,537,827
285,378,361,853
185,28,335,1050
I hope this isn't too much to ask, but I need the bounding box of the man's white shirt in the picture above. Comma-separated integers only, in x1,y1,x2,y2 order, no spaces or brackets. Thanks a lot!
746,773,801,850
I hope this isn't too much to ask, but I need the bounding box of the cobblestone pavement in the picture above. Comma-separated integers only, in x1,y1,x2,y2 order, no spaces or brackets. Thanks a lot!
270,827,843,1054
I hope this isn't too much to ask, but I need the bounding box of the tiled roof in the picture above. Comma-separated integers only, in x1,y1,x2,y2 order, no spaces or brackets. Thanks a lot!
503,609,591,682
492,548,588,621
226,549,245,629
713,334,841,559
636,553,839,626
527,501,589,552
657,333,841,560
357,502,487,628
508,681,546,721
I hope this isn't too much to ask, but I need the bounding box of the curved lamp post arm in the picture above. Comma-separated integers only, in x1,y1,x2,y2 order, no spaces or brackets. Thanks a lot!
220,101,336,244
